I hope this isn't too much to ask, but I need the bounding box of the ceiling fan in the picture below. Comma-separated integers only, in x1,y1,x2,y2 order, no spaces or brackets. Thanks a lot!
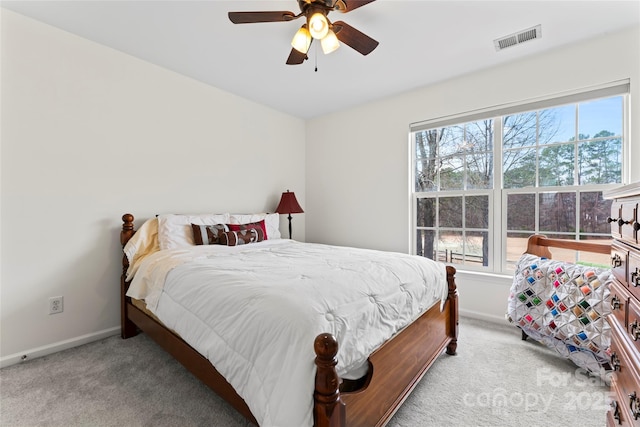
228,0,379,65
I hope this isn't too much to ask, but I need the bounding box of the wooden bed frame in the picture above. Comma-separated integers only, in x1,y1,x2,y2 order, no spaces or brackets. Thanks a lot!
120,213,459,427
519,234,611,341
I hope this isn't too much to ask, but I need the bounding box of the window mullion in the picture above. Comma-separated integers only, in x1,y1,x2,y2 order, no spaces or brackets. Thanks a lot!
575,104,580,186
493,117,503,271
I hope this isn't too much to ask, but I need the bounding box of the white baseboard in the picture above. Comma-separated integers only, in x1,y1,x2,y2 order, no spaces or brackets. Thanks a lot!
459,308,507,325
0,326,120,368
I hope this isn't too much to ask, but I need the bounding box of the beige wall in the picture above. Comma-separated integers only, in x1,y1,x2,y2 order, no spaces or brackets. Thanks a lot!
306,25,640,322
0,9,306,364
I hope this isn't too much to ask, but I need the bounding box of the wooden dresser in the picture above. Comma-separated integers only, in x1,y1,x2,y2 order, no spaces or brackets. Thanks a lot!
605,182,640,426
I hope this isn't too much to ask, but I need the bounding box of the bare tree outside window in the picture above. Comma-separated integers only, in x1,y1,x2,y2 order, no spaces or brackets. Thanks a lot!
415,120,493,266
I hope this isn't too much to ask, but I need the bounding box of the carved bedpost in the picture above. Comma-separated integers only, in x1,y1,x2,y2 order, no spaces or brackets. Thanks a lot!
445,265,458,355
121,213,137,339
314,333,346,427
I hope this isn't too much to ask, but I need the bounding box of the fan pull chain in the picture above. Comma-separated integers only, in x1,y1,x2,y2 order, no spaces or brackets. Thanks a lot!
314,43,318,72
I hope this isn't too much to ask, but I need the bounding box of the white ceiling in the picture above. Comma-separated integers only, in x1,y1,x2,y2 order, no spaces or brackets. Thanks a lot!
2,0,639,119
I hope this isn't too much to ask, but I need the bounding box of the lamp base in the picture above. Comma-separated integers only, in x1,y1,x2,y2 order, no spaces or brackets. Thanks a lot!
287,214,293,240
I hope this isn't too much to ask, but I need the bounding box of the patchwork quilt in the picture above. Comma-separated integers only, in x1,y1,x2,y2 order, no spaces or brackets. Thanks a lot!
506,253,613,376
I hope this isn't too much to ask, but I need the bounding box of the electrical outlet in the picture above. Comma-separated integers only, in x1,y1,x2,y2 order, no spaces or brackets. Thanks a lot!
49,296,63,314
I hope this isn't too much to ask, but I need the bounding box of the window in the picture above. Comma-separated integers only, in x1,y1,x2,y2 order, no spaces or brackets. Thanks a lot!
412,83,627,273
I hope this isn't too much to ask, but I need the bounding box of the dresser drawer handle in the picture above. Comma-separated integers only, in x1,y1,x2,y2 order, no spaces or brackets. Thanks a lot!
630,391,640,420
632,269,640,287
612,254,623,268
630,320,640,341
611,352,621,371
611,399,622,423
608,217,629,226
611,295,622,311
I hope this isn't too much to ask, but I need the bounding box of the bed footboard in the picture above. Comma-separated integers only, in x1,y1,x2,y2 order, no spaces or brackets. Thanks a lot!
314,265,458,427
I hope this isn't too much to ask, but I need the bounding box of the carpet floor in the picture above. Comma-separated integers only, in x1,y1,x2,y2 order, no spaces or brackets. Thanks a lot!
0,317,609,426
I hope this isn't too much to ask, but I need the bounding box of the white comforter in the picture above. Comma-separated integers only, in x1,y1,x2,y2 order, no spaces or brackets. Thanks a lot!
126,239,447,427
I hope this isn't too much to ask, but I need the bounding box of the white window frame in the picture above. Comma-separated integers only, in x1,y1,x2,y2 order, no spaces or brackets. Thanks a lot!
409,80,630,274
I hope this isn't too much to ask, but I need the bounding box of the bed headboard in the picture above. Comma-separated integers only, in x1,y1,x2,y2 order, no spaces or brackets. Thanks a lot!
121,213,135,277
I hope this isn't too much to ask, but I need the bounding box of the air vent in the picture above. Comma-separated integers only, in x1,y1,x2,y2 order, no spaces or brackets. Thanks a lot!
494,25,541,51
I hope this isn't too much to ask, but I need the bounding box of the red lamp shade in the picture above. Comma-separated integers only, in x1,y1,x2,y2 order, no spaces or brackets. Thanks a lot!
275,190,304,239
275,191,304,215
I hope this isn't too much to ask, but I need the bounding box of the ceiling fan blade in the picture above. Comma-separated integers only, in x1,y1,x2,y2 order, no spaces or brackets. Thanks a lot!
333,21,378,55
333,0,376,13
228,11,297,24
286,47,308,65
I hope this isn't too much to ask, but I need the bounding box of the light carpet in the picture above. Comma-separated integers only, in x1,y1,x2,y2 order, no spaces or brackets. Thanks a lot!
0,317,609,426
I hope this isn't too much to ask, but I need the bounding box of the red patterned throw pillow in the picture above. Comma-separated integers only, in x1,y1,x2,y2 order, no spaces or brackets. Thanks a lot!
220,229,264,246
191,223,228,245
227,220,268,240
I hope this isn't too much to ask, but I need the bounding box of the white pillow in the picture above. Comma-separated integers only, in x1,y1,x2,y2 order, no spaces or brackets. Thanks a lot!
229,213,281,240
123,217,159,280
157,213,230,250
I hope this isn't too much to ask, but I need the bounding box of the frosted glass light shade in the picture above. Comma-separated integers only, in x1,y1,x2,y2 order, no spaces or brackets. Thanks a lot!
321,30,340,54
308,12,329,39
291,25,312,54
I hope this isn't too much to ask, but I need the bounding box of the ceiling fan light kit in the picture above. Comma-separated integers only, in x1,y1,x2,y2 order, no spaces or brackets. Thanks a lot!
291,25,312,54
228,0,379,65
320,30,340,54
308,10,330,39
